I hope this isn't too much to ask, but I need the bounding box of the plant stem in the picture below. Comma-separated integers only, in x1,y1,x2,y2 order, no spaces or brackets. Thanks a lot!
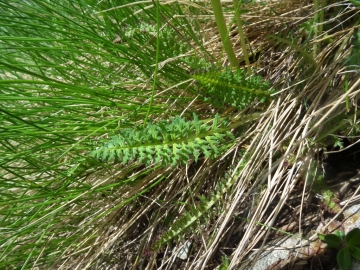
144,0,160,126
233,0,252,75
313,0,326,58
345,74,349,112
211,0,238,67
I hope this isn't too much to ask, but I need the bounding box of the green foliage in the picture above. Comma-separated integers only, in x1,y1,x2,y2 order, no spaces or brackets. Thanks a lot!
219,256,230,270
350,0,360,7
153,154,246,249
117,21,189,57
184,56,218,72
333,136,344,149
320,189,341,214
211,0,238,67
192,67,273,110
345,29,360,68
0,0,209,268
319,228,360,270
315,109,360,149
308,161,342,214
153,177,230,249
91,114,234,166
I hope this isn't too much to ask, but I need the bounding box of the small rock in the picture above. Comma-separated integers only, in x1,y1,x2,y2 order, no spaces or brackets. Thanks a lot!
174,240,192,260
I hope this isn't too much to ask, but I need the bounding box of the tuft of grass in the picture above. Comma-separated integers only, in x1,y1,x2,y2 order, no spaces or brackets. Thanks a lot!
0,0,203,268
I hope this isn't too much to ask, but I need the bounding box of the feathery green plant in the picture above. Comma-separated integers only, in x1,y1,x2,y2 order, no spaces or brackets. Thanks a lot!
91,65,273,167
91,114,234,166
192,67,273,110
153,155,247,249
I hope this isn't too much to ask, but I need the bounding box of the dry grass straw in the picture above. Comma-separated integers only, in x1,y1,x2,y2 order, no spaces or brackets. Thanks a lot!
189,1,360,269
224,2,359,269
57,1,360,269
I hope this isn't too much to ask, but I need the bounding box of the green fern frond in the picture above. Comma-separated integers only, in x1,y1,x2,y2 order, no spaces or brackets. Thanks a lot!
91,114,234,166
153,177,231,249
192,67,273,110
153,155,247,249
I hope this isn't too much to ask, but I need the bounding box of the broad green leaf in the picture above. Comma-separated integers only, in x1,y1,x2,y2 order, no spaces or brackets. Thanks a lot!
318,233,326,241
350,0,360,7
338,247,352,270
336,231,346,241
324,234,342,249
349,246,360,260
346,228,360,246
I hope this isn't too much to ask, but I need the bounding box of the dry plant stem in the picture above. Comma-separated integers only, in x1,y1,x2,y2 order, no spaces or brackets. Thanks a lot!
80,166,172,267
306,77,360,137
233,0,252,75
196,3,359,269
241,103,305,269
211,0,238,67
198,79,327,269
313,0,325,58
196,103,281,268
298,124,313,237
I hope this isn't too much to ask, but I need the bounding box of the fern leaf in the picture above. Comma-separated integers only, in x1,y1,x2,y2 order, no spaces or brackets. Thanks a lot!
192,67,273,110
91,114,233,166
153,154,248,250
